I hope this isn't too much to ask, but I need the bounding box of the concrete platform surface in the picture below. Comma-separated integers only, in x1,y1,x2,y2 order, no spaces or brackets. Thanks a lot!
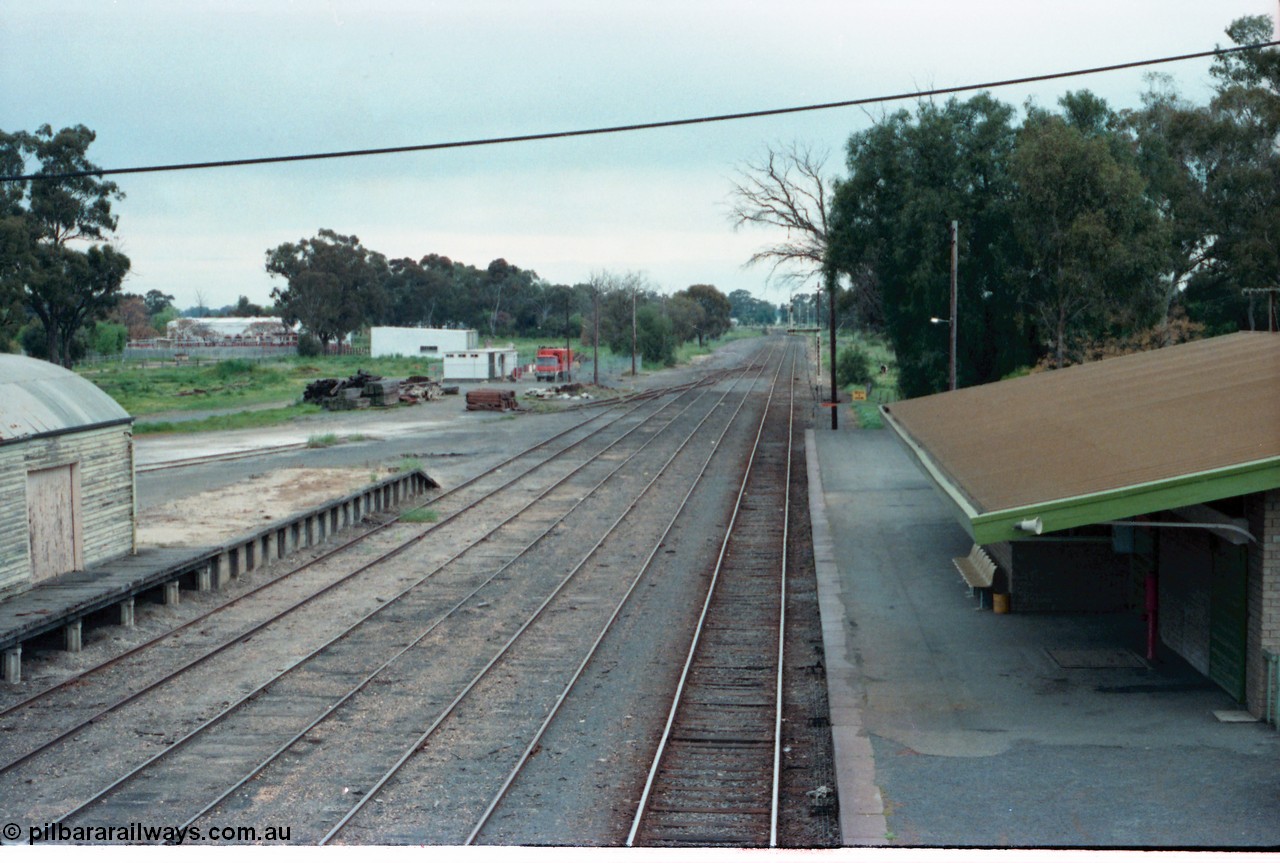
808,426,1280,849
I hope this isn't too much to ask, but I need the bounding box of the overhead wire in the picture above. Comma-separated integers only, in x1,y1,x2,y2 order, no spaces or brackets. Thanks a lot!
2,39,1277,183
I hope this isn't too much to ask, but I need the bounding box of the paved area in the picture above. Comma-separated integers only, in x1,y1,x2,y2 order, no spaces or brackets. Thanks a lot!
808,426,1280,849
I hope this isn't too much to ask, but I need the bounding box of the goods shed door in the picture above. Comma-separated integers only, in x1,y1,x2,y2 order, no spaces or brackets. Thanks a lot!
26,464,82,583
1208,539,1248,703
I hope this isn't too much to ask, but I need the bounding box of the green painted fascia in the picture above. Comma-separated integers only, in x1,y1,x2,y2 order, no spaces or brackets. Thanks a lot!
881,404,1280,544
970,458,1280,544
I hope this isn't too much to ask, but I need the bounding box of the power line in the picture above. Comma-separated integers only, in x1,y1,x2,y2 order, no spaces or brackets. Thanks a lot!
4,39,1277,183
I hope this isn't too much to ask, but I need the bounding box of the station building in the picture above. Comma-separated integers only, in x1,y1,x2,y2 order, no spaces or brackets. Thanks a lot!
880,332,1280,718
0,355,135,599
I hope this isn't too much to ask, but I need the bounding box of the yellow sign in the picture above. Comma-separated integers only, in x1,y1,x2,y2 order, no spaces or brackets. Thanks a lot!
851,388,868,401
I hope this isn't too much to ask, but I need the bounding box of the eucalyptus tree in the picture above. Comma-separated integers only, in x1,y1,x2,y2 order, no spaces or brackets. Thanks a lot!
1010,105,1168,367
827,94,1030,396
265,229,387,350
1195,15,1280,330
1,125,130,365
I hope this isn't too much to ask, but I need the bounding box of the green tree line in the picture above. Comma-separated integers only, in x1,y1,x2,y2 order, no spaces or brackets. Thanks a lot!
823,15,1279,397
264,233,736,365
0,126,741,366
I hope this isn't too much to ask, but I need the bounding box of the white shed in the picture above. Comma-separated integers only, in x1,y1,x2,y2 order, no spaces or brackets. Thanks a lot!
442,347,520,382
371,327,478,358
0,356,135,599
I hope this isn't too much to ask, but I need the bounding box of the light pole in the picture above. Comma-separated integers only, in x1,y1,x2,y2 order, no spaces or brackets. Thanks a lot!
929,316,956,392
948,220,958,391
826,269,837,430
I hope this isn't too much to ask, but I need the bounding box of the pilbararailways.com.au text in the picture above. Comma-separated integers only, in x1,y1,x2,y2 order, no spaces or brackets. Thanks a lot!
16,821,291,844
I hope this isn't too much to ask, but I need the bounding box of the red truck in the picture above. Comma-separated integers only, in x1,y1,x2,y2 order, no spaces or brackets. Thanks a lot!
534,346,574,382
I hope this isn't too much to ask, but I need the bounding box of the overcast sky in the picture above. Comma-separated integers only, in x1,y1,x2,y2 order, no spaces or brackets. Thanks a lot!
4,1,1277,312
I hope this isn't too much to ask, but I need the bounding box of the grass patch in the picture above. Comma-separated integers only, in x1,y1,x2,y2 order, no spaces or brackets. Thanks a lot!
835,331,899,430
306,432,340,448
134,403,322,435
851,402,885,429
399,508,439,523
80,355,443,416
398,457,424,472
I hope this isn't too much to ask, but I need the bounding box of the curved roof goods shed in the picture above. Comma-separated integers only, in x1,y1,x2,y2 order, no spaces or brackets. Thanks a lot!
0,355,136,598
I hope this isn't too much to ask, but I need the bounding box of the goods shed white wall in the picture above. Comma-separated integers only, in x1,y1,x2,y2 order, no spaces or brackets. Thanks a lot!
0,356,135,599
371,327,478,358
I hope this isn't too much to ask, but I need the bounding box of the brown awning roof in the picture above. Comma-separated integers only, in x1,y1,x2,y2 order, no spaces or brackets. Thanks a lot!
880,332,1280,543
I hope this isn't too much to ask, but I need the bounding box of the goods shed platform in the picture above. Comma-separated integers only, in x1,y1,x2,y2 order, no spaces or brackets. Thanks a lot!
0,468,436,683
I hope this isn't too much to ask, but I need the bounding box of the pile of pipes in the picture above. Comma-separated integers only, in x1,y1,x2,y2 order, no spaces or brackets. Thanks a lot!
304,371,453,410
465,389,520,411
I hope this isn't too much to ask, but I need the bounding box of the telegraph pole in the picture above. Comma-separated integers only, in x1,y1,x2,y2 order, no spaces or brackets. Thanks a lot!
1242,287,1279,332
827,269,838,430
564,289,573,384
631,282,637,377
949,220,958,391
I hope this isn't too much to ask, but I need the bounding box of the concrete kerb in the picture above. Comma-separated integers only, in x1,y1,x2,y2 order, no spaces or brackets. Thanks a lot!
805,428,888,846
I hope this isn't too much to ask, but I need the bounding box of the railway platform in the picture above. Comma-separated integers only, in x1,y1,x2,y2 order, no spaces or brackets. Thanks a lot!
807,426,1280,848
0,468,435,683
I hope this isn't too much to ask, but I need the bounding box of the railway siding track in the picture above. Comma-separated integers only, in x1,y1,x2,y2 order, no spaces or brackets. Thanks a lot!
0,376,721,815
327,349,786,845
1,346,780,843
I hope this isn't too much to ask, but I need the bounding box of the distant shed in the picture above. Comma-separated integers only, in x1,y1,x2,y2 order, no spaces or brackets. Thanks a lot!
443,347,520,382
0,355,135,599
370,327,478,358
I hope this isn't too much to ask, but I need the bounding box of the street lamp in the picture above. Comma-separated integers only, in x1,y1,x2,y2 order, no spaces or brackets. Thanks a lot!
929,220,959,392
929,315,956,392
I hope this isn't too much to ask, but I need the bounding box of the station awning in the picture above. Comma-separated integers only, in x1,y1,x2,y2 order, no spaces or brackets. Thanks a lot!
879,332,1280,544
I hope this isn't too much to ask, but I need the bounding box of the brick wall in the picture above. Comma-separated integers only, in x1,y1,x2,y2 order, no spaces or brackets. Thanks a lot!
1245,488,1280,719
1008,539,1130,613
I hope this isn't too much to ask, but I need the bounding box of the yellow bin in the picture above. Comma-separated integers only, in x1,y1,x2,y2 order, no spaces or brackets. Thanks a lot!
992,593,1011,614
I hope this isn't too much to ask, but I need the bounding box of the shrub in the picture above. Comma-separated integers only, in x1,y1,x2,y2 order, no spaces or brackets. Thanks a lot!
92,321,127,356
297,333,322,357
213,358,255,378
836,345,873,388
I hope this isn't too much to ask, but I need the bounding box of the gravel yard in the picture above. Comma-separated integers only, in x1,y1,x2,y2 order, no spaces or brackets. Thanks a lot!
3,335,840,848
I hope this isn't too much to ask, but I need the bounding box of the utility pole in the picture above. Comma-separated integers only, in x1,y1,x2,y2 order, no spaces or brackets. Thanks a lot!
827,269,838,431
949,220,958,391
631,281,637,377
592,285,600,386
1242,287,1279,332
564,289,573,384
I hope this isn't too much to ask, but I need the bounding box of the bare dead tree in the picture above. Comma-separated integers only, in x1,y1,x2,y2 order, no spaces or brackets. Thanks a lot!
727,142,833,289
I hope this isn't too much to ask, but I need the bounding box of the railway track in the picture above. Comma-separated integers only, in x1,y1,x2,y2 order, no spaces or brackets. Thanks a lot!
0,341,793,844
0,369,742,774
627,337,797,847
0,371,726,721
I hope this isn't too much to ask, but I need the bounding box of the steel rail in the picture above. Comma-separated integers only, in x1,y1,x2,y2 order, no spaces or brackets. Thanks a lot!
50,346,770,833
625,337,793,847
462,340,789,845
769,344,797,846
172,356,763,838
0,380,704,772
136,442,309,473
0,374,703,725
318,342,784,845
